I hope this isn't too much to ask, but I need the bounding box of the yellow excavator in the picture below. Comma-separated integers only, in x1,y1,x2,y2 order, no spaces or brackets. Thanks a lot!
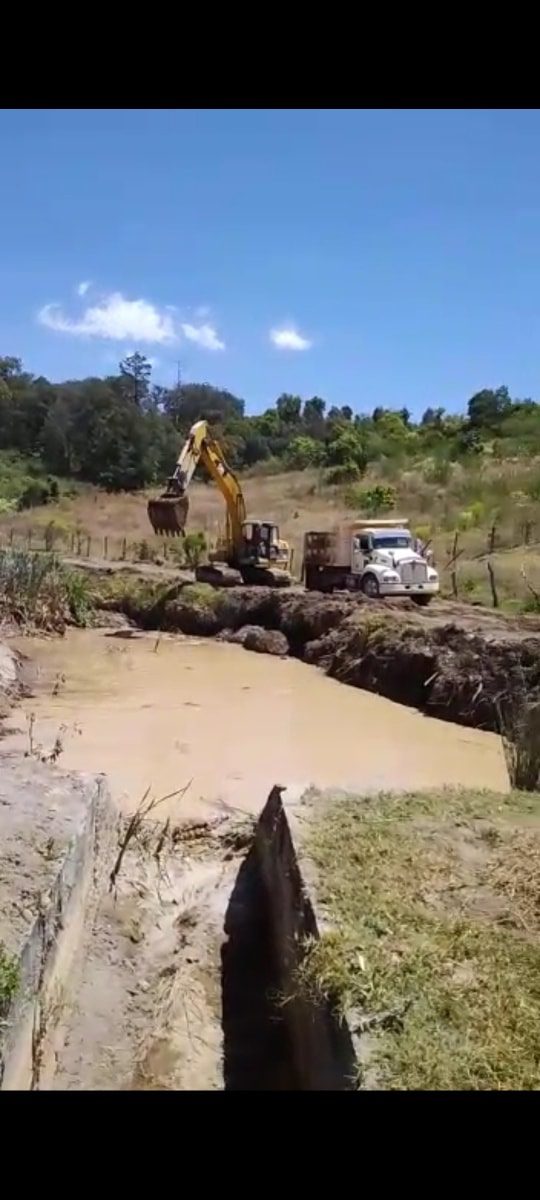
147,419,292,587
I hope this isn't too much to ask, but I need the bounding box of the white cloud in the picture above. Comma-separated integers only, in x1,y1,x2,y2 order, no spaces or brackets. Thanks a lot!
38,291,177,345
181,321,225,351
270,325,312,351
76,280,91,297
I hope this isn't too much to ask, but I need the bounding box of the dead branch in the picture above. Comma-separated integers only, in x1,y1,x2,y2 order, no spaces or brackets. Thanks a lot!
521,563,540,604
109,779,192,893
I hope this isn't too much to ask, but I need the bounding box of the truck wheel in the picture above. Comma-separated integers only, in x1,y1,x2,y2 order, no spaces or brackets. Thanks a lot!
413,594,432,607
361,573,380,598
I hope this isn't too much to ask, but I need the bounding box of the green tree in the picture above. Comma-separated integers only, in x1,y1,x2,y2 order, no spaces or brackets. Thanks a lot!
325,428,368,472
468,387,511,430
119,352,152,408
303,396,326,421
276,394,302,424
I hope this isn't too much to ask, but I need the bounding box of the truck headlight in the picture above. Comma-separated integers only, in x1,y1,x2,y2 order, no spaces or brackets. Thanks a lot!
428,569,438,581
382,571,400,581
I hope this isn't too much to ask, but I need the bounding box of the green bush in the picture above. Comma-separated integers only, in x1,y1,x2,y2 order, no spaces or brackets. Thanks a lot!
0,549,91,629
423,457,451,485
285,436,324,470
0,942,19,1015
345,483,397,515
324,463,361,486
16,479,54,510
183,531,207,568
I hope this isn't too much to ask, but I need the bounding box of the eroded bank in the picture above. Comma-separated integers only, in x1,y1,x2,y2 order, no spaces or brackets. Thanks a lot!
92,577,540,733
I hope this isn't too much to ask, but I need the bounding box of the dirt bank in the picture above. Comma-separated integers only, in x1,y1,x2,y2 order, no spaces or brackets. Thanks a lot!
0,640,34,726
91,574,540,734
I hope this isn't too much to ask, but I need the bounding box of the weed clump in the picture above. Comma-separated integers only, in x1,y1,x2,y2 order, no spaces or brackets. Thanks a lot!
0,942,19,1015
0,549,91,630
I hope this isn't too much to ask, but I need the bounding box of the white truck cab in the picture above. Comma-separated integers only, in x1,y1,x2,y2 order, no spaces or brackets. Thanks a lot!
348,522,439,604
303,518,439,604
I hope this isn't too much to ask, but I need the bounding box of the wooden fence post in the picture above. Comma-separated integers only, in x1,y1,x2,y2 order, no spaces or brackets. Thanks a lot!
451,531,459,598
86,536,91,558
103,536,108,559
488,523,497,554
121,537,127,561
76,534,82,555
70,532,75,553
487,560,499,608
9,528,13,547
27,528,32,550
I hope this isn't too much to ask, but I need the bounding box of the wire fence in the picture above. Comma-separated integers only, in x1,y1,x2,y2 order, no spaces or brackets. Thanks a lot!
0,526,181,565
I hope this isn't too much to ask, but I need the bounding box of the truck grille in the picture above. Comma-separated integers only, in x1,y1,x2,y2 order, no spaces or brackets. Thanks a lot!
401,561,427,585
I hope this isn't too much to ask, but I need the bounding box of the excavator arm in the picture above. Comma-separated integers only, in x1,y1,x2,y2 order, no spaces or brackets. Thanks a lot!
147,419,246,548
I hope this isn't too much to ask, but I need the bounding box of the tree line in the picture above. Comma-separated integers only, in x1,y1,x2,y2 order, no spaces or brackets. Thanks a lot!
1,352,539,493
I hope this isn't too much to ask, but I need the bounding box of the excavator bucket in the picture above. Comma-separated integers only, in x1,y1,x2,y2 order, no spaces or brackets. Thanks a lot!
147,493,189,537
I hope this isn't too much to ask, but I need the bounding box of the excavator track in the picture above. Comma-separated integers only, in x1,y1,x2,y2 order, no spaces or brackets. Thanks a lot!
195,563,243,588
240,566,292,588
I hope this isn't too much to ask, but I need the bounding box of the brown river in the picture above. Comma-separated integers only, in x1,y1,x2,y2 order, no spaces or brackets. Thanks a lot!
3,629,508,820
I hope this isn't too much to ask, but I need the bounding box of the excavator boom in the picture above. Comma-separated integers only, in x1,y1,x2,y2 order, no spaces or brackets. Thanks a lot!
147,420,245,544
148,419,292,587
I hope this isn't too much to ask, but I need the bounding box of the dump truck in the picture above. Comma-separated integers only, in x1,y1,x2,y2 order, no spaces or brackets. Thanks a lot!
302,519,439,604
147,419,292,587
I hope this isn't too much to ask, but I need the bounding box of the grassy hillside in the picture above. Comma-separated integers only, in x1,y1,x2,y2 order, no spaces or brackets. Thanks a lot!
1,454,540,610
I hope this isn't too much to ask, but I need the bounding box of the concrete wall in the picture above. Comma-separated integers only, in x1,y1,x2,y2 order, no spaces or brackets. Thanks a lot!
0,757,119,1090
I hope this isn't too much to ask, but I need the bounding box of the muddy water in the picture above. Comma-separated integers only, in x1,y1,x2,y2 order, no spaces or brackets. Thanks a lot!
4,629,508,820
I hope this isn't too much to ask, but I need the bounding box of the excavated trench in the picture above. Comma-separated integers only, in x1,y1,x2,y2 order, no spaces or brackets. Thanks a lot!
4,577,540,1089
221,845,299,1090
0,756,353,1090
97,581,540,734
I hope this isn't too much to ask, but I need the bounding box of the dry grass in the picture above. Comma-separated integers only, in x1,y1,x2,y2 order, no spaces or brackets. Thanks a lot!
1,455,540,606
299,787,540,1090
499,695,540,791
0,471,343,573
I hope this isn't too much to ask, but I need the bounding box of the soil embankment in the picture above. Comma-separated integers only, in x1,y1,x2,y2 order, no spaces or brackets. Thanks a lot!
89,566,540,734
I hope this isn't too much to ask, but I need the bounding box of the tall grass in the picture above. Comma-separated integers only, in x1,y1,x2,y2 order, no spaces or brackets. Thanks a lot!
499,693,540,791
0,549,91,630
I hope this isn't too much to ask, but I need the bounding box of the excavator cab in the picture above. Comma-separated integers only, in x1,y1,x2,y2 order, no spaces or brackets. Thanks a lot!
241,521,280,562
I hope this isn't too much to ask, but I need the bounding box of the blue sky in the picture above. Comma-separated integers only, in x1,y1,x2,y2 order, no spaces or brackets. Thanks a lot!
1,108,540,416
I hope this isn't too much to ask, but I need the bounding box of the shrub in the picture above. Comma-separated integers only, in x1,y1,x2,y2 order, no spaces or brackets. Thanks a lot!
0,549,91,630
132,539,157,563
285,436,324,470
0,942,19,1015
423,457,451,485
183,531,207,568
324,463,361,486
499,695,540,790
346,483,397,515
16,479,52,510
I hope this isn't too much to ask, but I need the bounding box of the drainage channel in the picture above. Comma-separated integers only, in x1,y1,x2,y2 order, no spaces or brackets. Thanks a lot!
222,845,300,1090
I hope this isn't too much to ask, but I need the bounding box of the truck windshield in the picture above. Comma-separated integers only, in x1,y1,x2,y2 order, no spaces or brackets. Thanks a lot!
373,535,411,549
